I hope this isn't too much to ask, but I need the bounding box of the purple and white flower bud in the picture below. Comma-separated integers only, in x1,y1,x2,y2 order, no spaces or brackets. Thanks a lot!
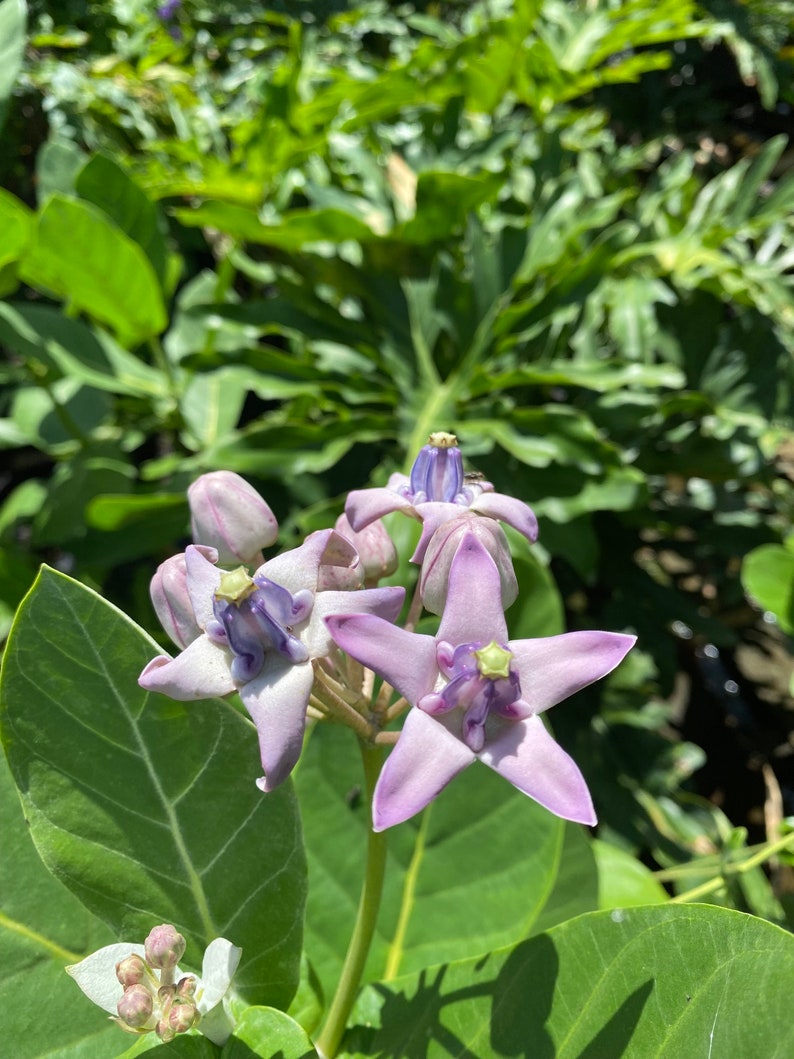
188,471,278,567
334,513,398,585
144,924,186,971
420,513,517,614
150,549,215,649
117,984,155,1029
116,954,148,988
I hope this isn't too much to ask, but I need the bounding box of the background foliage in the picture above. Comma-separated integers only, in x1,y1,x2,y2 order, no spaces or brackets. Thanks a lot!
2,0,794,1055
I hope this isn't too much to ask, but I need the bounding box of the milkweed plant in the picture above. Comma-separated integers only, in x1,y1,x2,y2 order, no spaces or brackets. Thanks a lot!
4,434,794,1058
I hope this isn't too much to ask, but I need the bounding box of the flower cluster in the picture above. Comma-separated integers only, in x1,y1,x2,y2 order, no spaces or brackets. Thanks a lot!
135,436,635,829
67,924,240,1046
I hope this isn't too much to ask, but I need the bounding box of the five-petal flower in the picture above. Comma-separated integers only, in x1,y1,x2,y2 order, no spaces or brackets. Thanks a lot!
140,529,404,791
326,532,635,830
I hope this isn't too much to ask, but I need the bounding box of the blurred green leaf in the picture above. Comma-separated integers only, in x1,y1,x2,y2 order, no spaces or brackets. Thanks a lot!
19,195,167,345
0,0,25,128
742,543,794,634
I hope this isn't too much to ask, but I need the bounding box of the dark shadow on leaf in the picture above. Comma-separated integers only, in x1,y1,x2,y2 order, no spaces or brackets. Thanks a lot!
577,979,654,1059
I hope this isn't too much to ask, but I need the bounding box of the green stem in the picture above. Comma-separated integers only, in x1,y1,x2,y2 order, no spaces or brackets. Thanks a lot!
315,742,388,1059
670,831,794,904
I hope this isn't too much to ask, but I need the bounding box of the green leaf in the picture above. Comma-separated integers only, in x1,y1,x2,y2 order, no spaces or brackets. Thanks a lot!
19,195,167,344
295,723,566,1002
0,303,166,398
0,188,32,270
593,839,668,908
0,568,306,1009
223,1007,318,1058
180,367,250,450
350,905,794,1057
36,137,87,203
0,0,26,125
76,154,169,284
0,747,125,1059
742,544,794,634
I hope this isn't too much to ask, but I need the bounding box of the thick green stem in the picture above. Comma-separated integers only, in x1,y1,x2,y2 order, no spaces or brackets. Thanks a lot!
315,742,388,1059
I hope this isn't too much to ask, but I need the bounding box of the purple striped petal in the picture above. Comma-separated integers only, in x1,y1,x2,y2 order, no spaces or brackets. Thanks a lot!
509,631,637,714
479,715,596,825
325,613,437,705
372,709,475,830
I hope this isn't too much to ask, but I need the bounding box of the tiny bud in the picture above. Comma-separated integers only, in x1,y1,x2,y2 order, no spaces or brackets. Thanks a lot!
117,984,154,1029
188,471,278,566
156,1017,177,1043
169,998,199,1034
177,975,198,998
144,924,186,970
334,513,398,585
116,954,148,987
420,514,517,614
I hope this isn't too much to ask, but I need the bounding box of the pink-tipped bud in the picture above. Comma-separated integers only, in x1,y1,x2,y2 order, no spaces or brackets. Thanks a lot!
168,998,199,1034
144,924,186,970
334,513,398,585
177,974,198,998
420,514,517,614
188,471,278,566
116,954,148,988
117,984,154,1029
150,551,206,648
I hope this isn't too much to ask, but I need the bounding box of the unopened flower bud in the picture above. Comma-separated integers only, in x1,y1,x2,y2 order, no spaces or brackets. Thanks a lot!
334,513,398,585
420,514,517,614
117,984,154,1029
156,1017,176,1043
116,954,148,987
150,549,214,648
168,998,199,1034
188,471,278,566
317,528,364,591
177,974,198,998
144,924,186,971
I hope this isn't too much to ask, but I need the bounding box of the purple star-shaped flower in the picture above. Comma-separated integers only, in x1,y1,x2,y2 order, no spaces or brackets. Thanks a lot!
345,433,538,562
140,530,404,791
326,533,635,830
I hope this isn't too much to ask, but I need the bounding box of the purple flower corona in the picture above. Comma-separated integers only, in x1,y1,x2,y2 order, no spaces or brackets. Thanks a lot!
345,432,539,561
326,532,636,830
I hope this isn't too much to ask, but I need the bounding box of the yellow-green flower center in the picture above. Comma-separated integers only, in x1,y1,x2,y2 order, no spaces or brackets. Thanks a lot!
214,567,256,604
474,640,513,679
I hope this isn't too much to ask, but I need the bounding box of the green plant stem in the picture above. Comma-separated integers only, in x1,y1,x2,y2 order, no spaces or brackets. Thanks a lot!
670,831,794,904
315,741,388,1059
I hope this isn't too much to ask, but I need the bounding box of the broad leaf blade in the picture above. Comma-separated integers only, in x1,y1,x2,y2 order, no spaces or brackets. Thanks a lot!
0,567,306,1009
350,905,794,1057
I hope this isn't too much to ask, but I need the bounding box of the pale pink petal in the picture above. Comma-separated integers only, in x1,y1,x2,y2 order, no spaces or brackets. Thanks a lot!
411,501,465,561
471,492,539,543
241,661,315,791
509,631,637,714
306,586,405,658
479,715,596,825
138,636,235,700
257,529,335,595
437,533,508,645
184,545,221,629
325,614,437,705
345,485,414,532
66,943,146,1013
373,709,475,830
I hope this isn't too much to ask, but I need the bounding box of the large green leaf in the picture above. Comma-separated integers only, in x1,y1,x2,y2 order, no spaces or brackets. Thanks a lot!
18,195,167,345
295,723,571,1002
223,1007,317,1058
0,746,125,1059
348,905,794,1057
741,542,794,635
0,568,306,1009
